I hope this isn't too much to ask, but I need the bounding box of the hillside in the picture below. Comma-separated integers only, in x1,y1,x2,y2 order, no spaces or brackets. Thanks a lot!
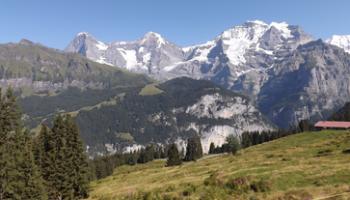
0,40,150,94
88,130,350,200
74,77,273,155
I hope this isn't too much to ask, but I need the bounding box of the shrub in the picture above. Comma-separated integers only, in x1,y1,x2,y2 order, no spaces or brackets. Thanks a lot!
225,135,241,155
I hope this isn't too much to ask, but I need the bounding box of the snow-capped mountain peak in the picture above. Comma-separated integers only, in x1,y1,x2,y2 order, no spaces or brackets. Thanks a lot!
76,32,90,37
326,35,350,53
65,20,312,81
217,20,270,65
140,31,167,48
246,20,269,26
269,22,292,38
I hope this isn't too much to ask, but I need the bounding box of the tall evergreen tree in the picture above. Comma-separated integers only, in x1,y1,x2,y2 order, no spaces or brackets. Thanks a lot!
209,142,216,154
65,115,89,199
0,88,46,200
184,135,203,161
36,115,90,199
166,144,182,167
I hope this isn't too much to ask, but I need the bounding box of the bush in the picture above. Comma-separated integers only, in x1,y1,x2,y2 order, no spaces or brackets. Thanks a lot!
225,135,241,155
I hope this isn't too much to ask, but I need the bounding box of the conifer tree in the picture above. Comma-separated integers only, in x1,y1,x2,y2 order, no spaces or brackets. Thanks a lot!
0,88,46,200
166,144,182,167
184,135,203,161
209,142,215,154
36,115,90,199
64,115,89,199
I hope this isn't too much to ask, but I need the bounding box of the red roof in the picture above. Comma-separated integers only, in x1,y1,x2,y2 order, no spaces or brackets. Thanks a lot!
314,121,350,128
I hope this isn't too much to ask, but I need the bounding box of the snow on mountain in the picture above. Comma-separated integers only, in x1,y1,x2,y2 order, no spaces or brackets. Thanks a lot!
66,31,184,74
218,20,269,65
66,21,313,81
326,35,350,53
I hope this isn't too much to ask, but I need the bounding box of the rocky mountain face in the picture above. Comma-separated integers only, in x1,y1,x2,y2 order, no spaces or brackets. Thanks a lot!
65,21,312,87
0,40,273,155
65,32,184,75
258,40,350,127
73,78,274,155
65,21,350,128
0,40,150,95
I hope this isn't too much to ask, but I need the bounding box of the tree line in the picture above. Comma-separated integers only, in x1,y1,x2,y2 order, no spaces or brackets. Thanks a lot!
0,86,311,199
0,88,89,200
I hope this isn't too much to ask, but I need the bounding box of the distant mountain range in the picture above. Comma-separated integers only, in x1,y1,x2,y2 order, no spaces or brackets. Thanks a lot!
65,20,350,128
0,37,274,155
1,20,350,155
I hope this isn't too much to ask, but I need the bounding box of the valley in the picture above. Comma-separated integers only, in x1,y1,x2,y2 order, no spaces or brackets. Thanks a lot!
2,1,350,200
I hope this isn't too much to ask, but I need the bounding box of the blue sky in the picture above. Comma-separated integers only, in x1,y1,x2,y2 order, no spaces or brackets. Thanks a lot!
1,0,349,49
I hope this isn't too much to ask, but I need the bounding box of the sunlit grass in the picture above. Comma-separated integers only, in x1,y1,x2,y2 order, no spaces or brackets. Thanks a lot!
87,130,350,199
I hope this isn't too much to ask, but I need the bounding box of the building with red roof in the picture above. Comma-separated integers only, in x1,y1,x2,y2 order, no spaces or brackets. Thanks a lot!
314,121,350,129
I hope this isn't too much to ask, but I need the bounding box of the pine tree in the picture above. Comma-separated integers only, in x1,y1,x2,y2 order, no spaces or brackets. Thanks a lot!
0,88,46,200
64,115,89,199
184,135,203,161
209,142,215,154
36,115,90,199
166,144,182,167
21,132,47,200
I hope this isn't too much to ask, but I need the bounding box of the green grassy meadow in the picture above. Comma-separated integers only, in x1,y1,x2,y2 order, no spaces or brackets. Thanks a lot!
88,130,350,200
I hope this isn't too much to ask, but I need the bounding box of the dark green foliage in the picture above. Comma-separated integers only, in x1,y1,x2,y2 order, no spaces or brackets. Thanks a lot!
298,119,315,132
89,144,166,180
329,102,350,121
138,145,156,164
184,135,203,161
72,77,257,156
0,88,47,200
34,114,89,199
209,142,216,154
225,135,241,155
241,129,295,149
166,144,182,167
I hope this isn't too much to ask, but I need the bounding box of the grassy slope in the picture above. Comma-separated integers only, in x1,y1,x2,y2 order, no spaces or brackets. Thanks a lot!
88,130,350,200
139,83,164,96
